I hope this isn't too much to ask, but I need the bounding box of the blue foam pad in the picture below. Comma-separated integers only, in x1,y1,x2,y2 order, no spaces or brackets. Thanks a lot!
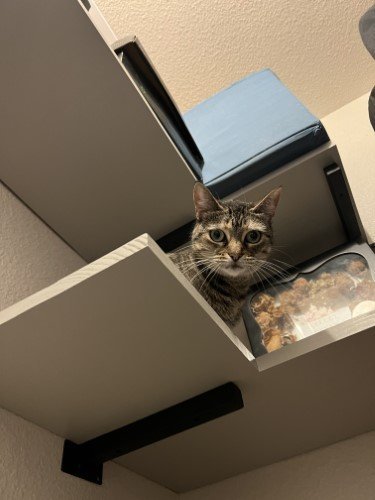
183,69,329,197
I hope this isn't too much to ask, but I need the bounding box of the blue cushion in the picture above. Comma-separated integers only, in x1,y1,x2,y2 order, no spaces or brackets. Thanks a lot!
183,69,329,197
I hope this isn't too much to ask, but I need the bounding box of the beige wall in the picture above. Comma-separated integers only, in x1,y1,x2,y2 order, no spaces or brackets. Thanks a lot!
95,0,375,117
0,407,175,500
0,184,175,499
181,431,375,500
0,182,84,311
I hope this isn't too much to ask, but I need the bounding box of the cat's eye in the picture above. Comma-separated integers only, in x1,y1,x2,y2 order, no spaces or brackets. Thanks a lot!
245,230,262,244
210,229,226,243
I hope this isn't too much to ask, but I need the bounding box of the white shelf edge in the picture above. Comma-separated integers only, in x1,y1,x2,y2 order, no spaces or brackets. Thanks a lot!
256,309,375,371
0,234,149,326
0,232,254,365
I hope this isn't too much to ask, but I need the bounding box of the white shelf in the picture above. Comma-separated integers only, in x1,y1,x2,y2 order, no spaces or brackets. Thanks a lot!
0,234,251,439
0,234,374,492
0,0,196,261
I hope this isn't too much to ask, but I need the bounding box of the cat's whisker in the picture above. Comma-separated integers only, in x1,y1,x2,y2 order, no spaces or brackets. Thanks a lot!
261,266,292,282
171,243,197,254
253,264,274,286
250,259,291,293
193,265,215,292
185,266,212,278
271,248,297,264
176,257,212,268
254,266,281,295
271,256,296,267
251,267,269,292
256,261,290,278
199,262,223,293
198,264,220,292
254,257,290,274
183,264,213,278
260,268,282,287
174,256,213,267
190,262,216,283
187,259,216,271
255,272,268,292
254,266,290,285
259,269,290,291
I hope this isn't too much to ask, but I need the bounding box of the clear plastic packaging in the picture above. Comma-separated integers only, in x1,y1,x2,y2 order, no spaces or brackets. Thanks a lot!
249,254,375,353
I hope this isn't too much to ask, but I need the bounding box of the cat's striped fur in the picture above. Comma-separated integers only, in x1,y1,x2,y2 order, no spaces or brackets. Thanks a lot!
170,183,281,326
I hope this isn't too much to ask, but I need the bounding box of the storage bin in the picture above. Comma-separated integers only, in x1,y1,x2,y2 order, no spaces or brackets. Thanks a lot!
244,243,375,356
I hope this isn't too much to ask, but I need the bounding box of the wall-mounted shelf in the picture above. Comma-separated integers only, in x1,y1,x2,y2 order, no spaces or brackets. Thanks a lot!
0,0,196,262
0,234,374,492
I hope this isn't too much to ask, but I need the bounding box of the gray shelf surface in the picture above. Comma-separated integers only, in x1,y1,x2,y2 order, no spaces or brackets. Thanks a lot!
0,234,374,492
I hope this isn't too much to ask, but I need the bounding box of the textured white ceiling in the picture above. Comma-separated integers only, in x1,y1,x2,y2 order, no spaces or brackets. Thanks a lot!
96,0,375,117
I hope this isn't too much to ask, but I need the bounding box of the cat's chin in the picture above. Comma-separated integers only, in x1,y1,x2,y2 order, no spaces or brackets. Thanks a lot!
219,263,250,278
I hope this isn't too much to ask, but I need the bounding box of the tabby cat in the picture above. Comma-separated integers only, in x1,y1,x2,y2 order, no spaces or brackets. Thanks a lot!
170,183,281,326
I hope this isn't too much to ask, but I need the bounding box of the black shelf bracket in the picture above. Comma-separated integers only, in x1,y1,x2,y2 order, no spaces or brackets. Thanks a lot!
324,164,361,242
61,382,243,485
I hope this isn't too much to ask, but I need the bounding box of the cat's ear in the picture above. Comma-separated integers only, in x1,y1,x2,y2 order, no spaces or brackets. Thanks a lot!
252,187,282,218
193,182,223,220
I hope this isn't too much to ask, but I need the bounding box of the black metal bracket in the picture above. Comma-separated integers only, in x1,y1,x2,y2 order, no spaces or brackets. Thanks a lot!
113,37,204,179
324,164,361,242
61,382,243,485
61,440,103,485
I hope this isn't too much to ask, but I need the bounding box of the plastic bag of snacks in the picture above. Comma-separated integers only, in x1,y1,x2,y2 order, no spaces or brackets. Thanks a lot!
248,254,375,353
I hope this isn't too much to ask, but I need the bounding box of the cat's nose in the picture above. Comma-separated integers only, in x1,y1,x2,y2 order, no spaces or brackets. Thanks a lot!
229,254,241,262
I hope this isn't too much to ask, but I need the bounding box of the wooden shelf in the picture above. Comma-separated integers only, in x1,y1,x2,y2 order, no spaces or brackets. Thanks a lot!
0,234,374,492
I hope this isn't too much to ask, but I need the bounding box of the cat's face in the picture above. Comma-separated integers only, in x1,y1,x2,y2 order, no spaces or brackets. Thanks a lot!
192,183,281,279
